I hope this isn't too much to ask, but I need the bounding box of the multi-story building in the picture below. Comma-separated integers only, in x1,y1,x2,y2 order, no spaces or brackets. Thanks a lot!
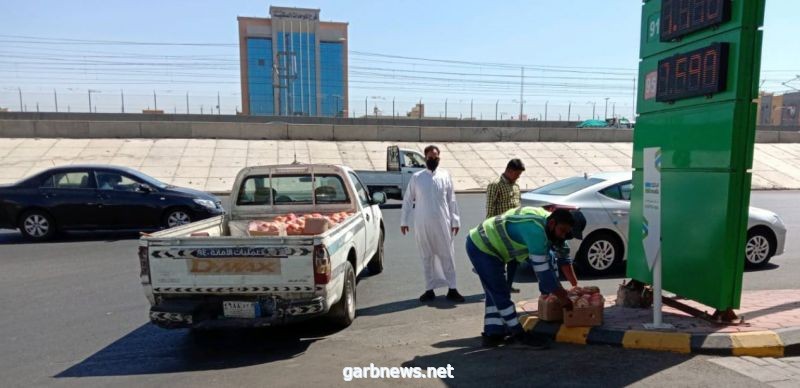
238,6,348,117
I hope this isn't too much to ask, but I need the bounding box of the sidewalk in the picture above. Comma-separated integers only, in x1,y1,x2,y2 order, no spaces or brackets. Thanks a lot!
517,289,800,357
2,138,800,193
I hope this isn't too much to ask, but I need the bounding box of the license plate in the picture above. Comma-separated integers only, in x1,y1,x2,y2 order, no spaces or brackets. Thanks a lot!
223,301,261,319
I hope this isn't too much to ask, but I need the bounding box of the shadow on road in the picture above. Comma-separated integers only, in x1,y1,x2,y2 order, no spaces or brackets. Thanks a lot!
0,230,142,245
357,293,485,317
55,319,343,377
401,337,696,387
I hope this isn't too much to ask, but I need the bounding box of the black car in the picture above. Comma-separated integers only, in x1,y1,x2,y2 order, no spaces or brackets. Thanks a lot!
0,165,224,240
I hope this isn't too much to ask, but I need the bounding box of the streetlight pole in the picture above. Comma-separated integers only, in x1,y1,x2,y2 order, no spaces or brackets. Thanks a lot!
153,90,158,111
519,67,524,121
604,97,610,120
545,101,549,121
567,101,572,122
54,89,58,113
495,100,499,121
444,98,448,119
121,89,125,113
470,99,473,120
18,88,23,112
186,92,190,114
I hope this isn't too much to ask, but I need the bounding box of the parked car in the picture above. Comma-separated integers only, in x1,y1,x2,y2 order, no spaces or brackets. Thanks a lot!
0,165,224,240
356,145,426,200
140,163,385,329
520,171,786,275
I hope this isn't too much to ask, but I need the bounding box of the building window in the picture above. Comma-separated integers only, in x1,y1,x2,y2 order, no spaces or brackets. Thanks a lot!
247,38,274,115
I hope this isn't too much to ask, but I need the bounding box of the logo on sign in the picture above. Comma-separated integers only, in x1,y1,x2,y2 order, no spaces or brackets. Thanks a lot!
188,258,282,275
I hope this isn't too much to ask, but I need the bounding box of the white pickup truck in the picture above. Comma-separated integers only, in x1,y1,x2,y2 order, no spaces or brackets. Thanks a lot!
356,145,425,200
138,164,386,329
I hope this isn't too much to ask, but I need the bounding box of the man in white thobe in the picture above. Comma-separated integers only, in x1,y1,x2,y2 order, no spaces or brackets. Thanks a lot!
401,145,465,303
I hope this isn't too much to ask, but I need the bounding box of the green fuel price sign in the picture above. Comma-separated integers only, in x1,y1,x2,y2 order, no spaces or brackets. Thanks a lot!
628,0,765,310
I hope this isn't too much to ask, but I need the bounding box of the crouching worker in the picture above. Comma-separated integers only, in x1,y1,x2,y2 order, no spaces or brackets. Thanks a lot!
466,206,586,348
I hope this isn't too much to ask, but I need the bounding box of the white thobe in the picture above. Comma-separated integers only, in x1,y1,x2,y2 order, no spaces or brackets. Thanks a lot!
401,169,461,290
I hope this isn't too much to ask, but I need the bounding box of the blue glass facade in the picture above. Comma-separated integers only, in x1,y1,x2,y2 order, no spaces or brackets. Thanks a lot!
320,42,344,117
246,38,274,115
275,32,317,116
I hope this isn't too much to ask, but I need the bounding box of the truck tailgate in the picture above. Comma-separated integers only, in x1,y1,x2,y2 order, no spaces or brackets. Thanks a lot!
146,240,316,294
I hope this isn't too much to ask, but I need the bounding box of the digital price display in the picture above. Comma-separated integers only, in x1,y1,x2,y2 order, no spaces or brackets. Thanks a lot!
656,42,728,102
660,0,731,42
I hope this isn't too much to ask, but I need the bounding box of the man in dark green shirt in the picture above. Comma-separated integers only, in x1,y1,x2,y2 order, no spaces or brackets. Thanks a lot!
485,159,525,293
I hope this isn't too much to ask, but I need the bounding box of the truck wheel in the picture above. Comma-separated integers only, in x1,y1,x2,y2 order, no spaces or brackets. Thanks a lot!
329,261,356,328
367,229,384,275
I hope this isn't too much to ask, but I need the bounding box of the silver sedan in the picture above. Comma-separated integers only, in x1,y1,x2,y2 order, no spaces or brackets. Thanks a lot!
520,171,787,276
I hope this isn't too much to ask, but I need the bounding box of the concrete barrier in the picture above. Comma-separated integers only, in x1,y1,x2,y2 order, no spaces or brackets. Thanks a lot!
421,126,460,142
0,117,794,143
779,131,800,143
288,124,333,141
577,128,616,142
88,121,140,138
333,124,378,141
35,120,90,138
540,127,579,142
378,125,420,142
192,122,241,138
240,122,288,140
755,131,780,143
0,120,35,137
140,122,192,138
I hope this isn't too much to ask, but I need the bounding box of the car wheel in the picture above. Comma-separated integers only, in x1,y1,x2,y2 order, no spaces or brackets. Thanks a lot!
164,208,192,228
367,229,384,275
745,228,774,269
19,210,56,241
576,231,623,276
329,261,356,328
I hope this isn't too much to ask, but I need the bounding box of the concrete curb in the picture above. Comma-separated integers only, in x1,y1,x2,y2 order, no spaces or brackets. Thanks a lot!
516,312,800,357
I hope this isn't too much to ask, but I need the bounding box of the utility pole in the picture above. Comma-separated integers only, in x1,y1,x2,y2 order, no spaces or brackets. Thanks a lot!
444,99,448,119
604,97,610,120
54,89,58,113
495,100,499,121
567,101,572,122
153,90,158,111
364,97,367,118
186,92,189,114
18,88,23,112
201,105,204,115
470,99,473,119
217,91,221,115
36,103,39,112
121,89,125,113
613,102,616,118
519,67,524,121
392,97,395,117
545,101,549,121
88,90,93,113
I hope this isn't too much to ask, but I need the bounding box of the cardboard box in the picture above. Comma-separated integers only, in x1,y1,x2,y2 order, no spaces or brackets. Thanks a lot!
538,297,564,322
303,218,330,235
563,305,603,327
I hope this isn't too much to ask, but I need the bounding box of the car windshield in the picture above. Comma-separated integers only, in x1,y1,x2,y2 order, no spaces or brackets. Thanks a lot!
122,168,169,189
529,176,605,196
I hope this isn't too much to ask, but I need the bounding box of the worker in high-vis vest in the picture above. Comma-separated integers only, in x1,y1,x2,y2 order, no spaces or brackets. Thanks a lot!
466,206,586,347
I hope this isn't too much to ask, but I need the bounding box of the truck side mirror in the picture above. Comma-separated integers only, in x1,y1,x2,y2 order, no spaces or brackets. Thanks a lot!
371,191,387,205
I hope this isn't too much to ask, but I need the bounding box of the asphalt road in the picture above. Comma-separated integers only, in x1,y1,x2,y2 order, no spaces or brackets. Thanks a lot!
0,192,797,387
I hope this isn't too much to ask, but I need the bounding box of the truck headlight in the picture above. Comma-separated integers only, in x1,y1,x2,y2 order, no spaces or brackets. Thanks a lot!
193,198,216,209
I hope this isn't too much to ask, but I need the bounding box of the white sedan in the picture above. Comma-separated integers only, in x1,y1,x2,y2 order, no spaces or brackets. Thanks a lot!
521,171,787,276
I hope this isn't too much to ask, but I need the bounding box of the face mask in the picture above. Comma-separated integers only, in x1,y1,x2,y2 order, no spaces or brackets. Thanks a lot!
426,158,440,171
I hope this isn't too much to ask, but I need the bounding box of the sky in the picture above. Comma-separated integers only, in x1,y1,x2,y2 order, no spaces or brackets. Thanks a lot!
0,0,798,120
